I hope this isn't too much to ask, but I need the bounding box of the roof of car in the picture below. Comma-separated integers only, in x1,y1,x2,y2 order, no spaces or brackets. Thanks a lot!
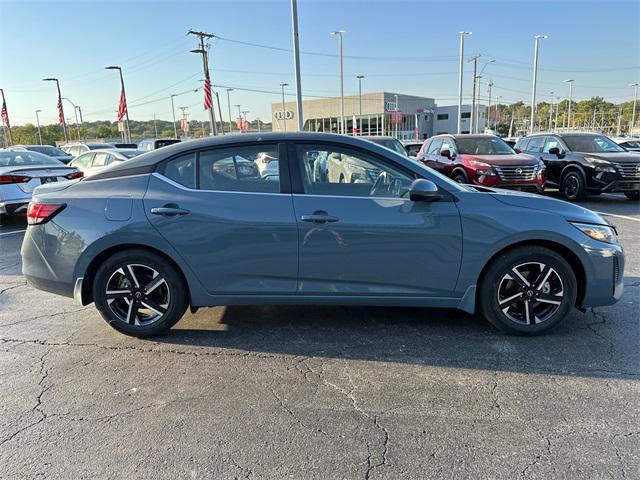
87,132,417,179
433,134,498,139
527,131,602,137
361,135,397,140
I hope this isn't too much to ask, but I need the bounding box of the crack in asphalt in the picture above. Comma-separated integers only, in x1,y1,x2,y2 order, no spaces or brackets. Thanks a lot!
0,307,92,328
0,282,27,296
268,382,329,436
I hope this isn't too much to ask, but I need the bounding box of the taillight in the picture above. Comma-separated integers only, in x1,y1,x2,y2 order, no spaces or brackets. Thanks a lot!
0,174,31,184
65,171,84,180
27,203,66,225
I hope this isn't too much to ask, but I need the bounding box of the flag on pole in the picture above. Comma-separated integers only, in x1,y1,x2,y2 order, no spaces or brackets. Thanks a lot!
1,98,9,129
117,89,127,121
57,95,65,125
203,78,213,110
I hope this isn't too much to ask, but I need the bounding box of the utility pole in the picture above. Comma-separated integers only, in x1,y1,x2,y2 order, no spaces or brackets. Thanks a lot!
394,94,399,139
564,79,574,129
357,75,364,136
153,114,158,137
43,78,68,143
630,83,639,134
529,35,547,135
35,109,43,144
554,95,559,130
331,30,346,134
548,92,554,130
62,98,80,141
188,30,218,136
225,88,234,133
617,107,622,136
105,66,131,143
214,91,224,135
457,32,472,134
494,95,502,131
170,94,178,137
486,80,493,132
280,83,289,131
76,106,84,141
290,0,304,131
468,55,480,134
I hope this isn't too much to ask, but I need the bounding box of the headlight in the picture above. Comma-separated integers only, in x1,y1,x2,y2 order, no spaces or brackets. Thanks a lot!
585,156,613,167
571,222,619,244
469,160,496,176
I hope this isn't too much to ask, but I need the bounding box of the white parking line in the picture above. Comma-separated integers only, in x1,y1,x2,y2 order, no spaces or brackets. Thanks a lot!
595,212,640,223
0,229,26,236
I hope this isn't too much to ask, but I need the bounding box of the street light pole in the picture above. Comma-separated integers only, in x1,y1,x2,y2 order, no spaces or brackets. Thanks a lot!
494,96,502,131
468,55,480,134
487,80,493,132
43,78,68,143
475,60,495,133
280,83,289,131
33,110,43,144
529,35,548,134
105,66,131,142
170,94,178,138
62,98,80,141
331,30,346,134
457,31,472,134
290,0,304,131
630,82,639,134
357,75,364,136
226,88,234,133
564,79,574,129
548,92,554,130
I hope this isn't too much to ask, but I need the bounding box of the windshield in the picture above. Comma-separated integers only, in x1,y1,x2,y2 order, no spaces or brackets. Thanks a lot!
456,137,515,155
0,151,64,167
620,140,640,149
563,135,625,153
27,145,68,156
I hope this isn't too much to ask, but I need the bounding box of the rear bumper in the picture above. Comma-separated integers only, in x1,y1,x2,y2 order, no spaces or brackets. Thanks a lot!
0,198,31,215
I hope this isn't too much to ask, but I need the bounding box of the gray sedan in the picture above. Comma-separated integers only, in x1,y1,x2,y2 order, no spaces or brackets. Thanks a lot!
0,149,82,223
21,133,623,337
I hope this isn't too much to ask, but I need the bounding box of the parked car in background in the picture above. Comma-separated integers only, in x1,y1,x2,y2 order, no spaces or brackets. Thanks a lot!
68,148,144,176
15,145,74,164
0,149,82,223
417,134,545,192
21,132,624,338
137,138,181,152
62,142,115,158
402,141,424,158
113,143,138,149
502,137,520,148
361,136,409,156
610,136,640,153
515,132,640,201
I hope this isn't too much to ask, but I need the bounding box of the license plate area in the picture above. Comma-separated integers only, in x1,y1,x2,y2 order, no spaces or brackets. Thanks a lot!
40,177,59,184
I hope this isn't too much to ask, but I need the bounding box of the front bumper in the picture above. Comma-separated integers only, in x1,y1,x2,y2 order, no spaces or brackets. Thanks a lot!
580,240,625,308
587,170,640,193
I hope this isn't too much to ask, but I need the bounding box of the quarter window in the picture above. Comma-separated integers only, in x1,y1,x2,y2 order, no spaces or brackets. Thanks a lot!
164,153,196,189
92,152,112,167
72,152,93,169
296,144,414,198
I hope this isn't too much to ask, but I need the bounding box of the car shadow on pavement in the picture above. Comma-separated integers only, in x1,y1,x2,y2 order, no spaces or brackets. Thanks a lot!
152,276,640,380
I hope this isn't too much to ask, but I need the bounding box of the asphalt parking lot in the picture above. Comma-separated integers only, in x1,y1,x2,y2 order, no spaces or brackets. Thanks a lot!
1,193,638,479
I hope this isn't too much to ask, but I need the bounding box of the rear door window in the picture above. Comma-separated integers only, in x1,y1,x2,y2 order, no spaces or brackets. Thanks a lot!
427,138,443,155
525,136,545,153
164,153,197,189
543,137,564,154
92,152,112,167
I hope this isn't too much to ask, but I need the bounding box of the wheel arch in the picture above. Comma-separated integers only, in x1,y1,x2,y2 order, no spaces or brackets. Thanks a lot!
80,243,191,306
451,167,469,181
560,162,587,182
476,239,586,308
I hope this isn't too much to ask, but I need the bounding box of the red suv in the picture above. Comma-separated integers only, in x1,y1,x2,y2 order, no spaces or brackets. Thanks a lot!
416,134,546,192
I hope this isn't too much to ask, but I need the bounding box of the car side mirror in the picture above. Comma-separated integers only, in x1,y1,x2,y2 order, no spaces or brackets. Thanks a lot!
440,149,452,159
548,147,561,156
409,179,443,202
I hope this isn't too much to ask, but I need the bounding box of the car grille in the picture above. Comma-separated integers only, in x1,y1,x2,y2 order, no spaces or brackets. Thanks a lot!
613,162,640,178
493,165,537,181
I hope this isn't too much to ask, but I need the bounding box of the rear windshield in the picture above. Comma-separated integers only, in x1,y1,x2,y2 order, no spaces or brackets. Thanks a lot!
27,145,68,156
88,144,114,150
155,139,181,148
563,135,625,153
0,151,64,167
120,150,144,159
456,137,515,155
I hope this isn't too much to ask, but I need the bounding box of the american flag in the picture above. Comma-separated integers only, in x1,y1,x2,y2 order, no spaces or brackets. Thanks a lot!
57,95,65,125
117,89,127,121
1,98,9,129
203,78,212,110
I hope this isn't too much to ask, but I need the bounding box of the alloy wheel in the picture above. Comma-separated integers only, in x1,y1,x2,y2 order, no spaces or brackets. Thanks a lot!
564,175,580,198
105,264,170,326
497,262,564,325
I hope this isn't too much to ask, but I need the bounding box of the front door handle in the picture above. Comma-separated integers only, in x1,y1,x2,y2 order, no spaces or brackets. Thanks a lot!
151,205,190,216
300,213,339,223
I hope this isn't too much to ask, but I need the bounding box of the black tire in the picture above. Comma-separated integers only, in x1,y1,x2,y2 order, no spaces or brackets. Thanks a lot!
624,191,639,201
560,170,586,201
452,170,469,184
93,249,188,337
479,246,577,335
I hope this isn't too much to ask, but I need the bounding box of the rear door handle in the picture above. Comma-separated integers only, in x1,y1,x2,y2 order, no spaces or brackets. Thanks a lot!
300,214,339,223
151,206,190,216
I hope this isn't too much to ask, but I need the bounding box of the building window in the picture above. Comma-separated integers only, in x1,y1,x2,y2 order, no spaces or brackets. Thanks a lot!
461,112,471,119
436,113,449,121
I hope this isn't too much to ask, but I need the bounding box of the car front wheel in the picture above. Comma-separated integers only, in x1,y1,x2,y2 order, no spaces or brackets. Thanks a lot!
561,170,586,201
93,249,188,337
479,246,577,335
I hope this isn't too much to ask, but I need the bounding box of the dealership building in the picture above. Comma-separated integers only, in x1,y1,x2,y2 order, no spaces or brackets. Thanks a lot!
272,92,486,139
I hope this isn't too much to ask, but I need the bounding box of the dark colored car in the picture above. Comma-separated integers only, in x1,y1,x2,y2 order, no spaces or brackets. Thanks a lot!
22,133,623,338
361,136,409,156
515,133,640,201
402,141,424,158
16,145,73,164
417,134,546,192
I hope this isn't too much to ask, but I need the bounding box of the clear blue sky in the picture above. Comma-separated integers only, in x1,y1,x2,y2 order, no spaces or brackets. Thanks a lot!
1,0,638,126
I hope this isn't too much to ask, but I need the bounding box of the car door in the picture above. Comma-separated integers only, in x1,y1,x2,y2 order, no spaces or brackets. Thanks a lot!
144,143,298,294
424,138,443,171
438,138,458,177
290,142,462,296
540,136,567,185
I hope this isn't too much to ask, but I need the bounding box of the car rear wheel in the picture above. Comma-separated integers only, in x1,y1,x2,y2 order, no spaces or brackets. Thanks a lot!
93,249,188,337
452,170,469,184
479,246,577,335
624,192,639,201
561,170,586,201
